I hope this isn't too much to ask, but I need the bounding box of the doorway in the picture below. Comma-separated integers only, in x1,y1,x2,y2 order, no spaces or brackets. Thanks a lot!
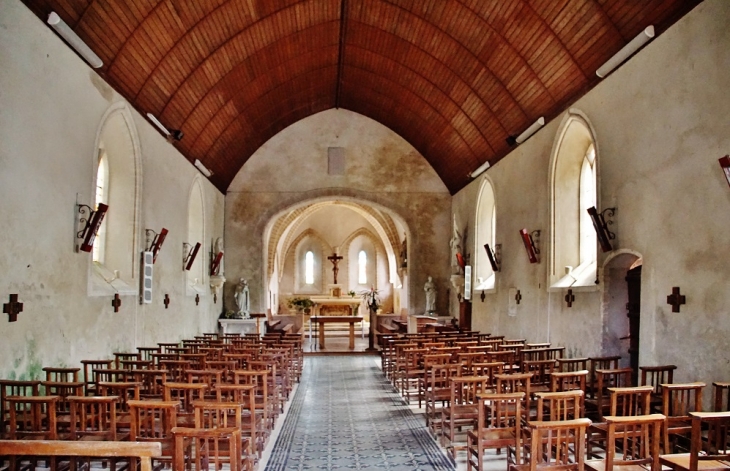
602,252,643,371
625,265,641,385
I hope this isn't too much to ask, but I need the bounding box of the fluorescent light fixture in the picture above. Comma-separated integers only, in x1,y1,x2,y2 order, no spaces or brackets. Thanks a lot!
194,159,213,178
515,117,545,144
468,160,491,178
146,113,171,136
597,26,655,78
47,12,102,69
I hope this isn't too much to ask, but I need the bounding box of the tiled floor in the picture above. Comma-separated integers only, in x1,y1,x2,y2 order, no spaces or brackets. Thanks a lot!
259,355,511,471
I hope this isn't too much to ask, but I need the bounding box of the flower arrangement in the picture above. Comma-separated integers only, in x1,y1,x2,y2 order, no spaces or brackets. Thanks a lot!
287,296,314,312
360,287,381,312
347,290,356,297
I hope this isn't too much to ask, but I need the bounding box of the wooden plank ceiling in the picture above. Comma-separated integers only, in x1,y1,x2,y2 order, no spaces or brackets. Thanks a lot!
21,0,700,194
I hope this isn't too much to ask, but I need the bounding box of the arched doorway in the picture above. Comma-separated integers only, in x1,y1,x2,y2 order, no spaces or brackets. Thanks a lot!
602,251,643,378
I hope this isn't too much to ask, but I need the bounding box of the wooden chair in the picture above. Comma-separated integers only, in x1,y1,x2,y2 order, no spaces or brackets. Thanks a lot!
128,399,178,468
215,384,261,458
551,370,588,417
588,356,621,398
534,390,584,421
43,367,80,383
80,360,113,396
557,358,589,372
441,376,489,459
42,380,84,433
193,401,253,470
172,426,245,471
0,441,160,471
6,396,58,440
510,418,590,471
586,414,665,471
419,353,452,408
67,395,118,441
523,359,557,393
585,367,633,421
399,348,426,404
640,365,677,411
233,370,273,435
112,353,139,369
466,392,524,471
713,382,730,412
0,380,40,439
162,382,208,425
137,346,160,362
661,382,705,453
587,386,653,458
495,372,533,418
660,411,730,471
425,363,462,436
472,362,505,392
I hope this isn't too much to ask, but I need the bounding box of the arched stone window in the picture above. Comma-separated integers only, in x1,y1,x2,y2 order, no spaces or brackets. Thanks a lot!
92,152,108,263
89,103,141,296
186,177,205,295
305,251,315,285
549,111,599,288
474,177,496,291
358,250,367,284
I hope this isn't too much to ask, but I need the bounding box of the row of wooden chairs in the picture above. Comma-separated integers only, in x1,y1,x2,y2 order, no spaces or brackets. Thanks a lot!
0,331,304,471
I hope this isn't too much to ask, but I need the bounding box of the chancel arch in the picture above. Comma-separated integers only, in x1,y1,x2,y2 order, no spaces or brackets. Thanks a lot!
88,102,142,297
263,197,408,315
549,110,600,289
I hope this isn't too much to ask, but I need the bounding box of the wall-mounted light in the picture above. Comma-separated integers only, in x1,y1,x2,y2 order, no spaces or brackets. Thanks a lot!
146,114,182,141
145,228,168,263
519,228,540,264
468,160,490,179
484,243,501,272
587,207,616,253
47,12,103,69
597,26,655,78
76,202,108,252
507,117,546,146
183,242,201,271
194,159,213,178
719,155,730,187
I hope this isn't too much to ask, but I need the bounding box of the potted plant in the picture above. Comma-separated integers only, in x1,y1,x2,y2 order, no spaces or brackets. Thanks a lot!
359,287,381,313
287,296,314,314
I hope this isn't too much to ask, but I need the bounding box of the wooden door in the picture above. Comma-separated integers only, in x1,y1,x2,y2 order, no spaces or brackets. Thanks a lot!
625,265,641,385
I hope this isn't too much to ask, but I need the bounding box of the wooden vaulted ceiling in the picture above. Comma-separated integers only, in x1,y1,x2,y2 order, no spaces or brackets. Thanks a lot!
22,0,700,194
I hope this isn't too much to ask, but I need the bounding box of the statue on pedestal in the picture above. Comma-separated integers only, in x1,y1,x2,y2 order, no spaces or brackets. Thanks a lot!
234,278,250,319
424,276,437,314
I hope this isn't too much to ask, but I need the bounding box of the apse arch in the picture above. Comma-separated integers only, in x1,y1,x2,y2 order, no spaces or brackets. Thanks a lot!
263,196,411,315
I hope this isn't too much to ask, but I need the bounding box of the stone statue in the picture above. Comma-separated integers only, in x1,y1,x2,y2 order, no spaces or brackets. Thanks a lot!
450,217,463,275
234,278,250,318
424,276,437,314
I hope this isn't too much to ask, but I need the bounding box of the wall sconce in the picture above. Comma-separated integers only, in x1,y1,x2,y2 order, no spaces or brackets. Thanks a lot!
210,251,223,276
183,242,201,271
719,155,730,187
597,26,655,78
468,160,490,179
519,228,540,264
47,12,103,68
145,228,168,263
76,202,108,252
485,243,501,272
146,113,183,141
194,159,213,178
587,207,616,252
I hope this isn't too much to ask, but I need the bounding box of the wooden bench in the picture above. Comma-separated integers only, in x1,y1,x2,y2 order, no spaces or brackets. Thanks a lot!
0,440,161,471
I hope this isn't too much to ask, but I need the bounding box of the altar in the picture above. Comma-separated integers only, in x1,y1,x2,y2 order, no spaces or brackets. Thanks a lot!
218,318,259,336
308,295,361,316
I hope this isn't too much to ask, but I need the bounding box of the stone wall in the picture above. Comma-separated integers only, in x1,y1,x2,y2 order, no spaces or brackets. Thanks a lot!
452,0,730,395
225,109,452,318
0,2,224,379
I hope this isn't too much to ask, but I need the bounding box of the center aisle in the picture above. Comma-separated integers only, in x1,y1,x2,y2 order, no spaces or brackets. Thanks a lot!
265,356,454,470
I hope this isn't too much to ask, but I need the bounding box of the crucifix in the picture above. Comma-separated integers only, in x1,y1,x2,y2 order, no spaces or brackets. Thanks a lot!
164,294,170,309
195,294,200,306
515,290,522,305
327,252,344,284
666,287,686,313
111,293,121,312
565,289,575,308
3,294,23,322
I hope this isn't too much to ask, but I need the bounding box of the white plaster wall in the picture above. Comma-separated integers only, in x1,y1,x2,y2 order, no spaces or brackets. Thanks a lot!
226,109,452,317
0,1,224,380
453,0,730,398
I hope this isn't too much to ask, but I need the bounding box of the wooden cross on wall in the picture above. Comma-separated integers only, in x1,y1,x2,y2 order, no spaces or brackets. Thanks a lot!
565,289,575,308
515,290,522,305
111,293,121,312
3,294,23,322
327,252,344,284
195,294,200,306
164,294,170,309
667,287,686,313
